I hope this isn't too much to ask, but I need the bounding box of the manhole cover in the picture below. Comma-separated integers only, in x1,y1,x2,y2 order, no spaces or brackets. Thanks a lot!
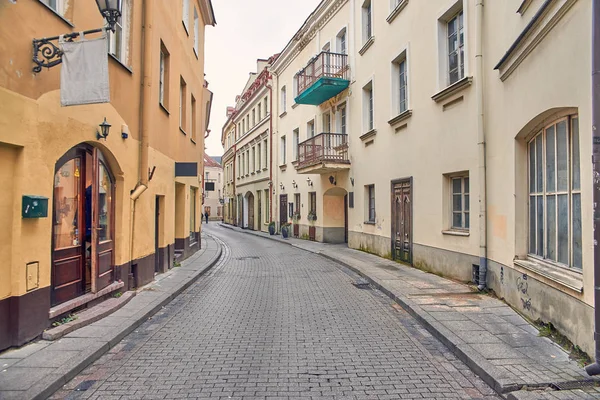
74,380,96,391
235,256,260,261
352,279,371,289
551,380,599,390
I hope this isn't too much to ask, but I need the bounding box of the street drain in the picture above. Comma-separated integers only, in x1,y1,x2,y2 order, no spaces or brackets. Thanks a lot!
352,279,371,289
235,256,260,261
551,380,599,391
73,380,96,391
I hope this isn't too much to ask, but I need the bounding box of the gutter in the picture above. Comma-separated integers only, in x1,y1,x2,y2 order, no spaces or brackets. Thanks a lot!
267,78,274,224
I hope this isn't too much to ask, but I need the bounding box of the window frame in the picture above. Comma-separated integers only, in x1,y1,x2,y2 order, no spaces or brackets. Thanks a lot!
450,176,469,231
293,128,300,161
447,10,465,85
159,43,170,109
362,0,373,44
280,135,287,165
182,0,190,32
366,185,376,223
179,76,187,132
280,86,287,114
362,81,374,132
193,6,199,56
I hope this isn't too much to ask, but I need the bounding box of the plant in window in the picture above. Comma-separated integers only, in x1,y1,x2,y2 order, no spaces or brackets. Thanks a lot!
307,211,317,225
292,211,301,224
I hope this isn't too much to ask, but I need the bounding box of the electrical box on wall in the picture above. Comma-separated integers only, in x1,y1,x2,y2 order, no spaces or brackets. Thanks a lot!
22,195,48,218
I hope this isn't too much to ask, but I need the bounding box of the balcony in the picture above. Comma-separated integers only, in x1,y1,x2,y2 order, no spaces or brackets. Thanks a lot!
294,52,350,105
296,133,350,174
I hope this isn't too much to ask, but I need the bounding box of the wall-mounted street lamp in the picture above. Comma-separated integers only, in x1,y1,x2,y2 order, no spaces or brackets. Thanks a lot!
280,183,285,191
96,118,111,140
292,180,298,189
329,176,336,185
307,177,313,187
32,0,123,73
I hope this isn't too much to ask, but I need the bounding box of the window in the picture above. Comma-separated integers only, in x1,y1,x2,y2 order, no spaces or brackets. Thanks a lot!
205,172,209,181
392,53,408,115
263,139,268,168
264,189,270,223
159,43,170,108
322,112,331,133
338,104,347,135
280,86,287,114
451,176,469,230
237,155,240,178
337,28,347,54
182,0,190,30
252,109,256,126
41,0,63,15
190,187,197,240
247,116,250,132
307,120,315,138
193,7,199,55
447,10,464,85
191,94,197,141
246,150,250,174
363,81,374,132
280,135,287,164
179,77,187,131
241,153,245,176
295,194,301,216
528,115,581,269
293,129,299,161
366,185,375,222
309,192,317,215
362,0,373,43
108,0,129,63
251,147,256,172
258,103,262,120
264,96,269,115
257,143,262,170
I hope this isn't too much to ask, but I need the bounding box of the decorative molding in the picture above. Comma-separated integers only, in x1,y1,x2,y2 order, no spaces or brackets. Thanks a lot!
387,0,409,23
442,230,470,237
359,129,377,142
495,0,577,82
358,36,375,56
517,0,534,15
431,76,473,103
388,109,412,126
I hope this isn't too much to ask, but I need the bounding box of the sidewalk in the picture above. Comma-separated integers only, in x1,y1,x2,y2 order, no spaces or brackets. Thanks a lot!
219,223,600,398
0,233,222,400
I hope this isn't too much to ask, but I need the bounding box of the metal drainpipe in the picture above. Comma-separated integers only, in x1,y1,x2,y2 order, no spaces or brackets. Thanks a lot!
475,0,488,290
585,0,600,376
267,79,274,224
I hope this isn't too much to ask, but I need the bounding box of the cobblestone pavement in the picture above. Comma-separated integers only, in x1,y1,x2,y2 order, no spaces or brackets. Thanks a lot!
50,226,501,399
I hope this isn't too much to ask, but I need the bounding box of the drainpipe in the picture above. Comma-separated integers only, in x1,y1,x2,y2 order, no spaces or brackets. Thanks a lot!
128,0,152,287
585,0,600,376
475,0,488,290
267,77,274,224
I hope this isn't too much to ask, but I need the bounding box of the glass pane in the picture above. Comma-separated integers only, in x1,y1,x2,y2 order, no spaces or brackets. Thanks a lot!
459,48,464,80
54,159,81,249
448,33,458,53
448,17,457,36
536,136,543,193
545,125,555,192
546,195,556,261
465,212,470,229
453,212,462,228
557,194,568,265
572,193,582,269
452,178,462,194
98,163,112,242
449,51,458,73
453,194,462,212
529,140,536,193
572,117,580,190
556,121,568,192
536,196,544,257
529,196,536,253
465,193,469,210
464,177,469,194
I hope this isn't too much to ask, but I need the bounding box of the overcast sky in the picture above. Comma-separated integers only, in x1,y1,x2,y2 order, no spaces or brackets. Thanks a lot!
204,0,322,157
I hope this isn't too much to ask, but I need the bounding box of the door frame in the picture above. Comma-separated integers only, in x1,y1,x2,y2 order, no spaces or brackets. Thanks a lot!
279,194,288,229
390,177,413,265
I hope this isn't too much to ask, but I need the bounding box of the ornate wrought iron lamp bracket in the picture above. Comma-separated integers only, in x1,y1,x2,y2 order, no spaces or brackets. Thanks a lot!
32,28,105,73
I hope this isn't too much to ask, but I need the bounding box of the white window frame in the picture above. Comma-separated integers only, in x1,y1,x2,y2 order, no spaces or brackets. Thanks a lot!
193,7,199,56
42,0,64,15
307,120,315,138
280,135,287,165
337,28,347,55
391,50,408,116
293,128,300,161
366,185,376,223
280,86,287,114
159,48,166,106
362,80,374,132
108,0,129,64
263,139,268,169
182,0,190,31
257,143,262,170
447,10,465,85
450,175,469,230
437,1,467,89
337,103,347,135
362,0,373,44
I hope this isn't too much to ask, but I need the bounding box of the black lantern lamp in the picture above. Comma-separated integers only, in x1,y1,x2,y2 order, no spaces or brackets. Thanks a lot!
97,118,111,140
95,0,123,32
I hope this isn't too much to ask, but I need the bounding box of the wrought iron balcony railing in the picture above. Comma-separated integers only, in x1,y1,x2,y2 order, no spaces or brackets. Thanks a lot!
295,52,349,102
297,132,349,170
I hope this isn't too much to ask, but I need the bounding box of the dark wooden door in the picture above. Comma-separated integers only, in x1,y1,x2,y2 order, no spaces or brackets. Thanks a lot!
257,191,262,231
392,179,412,264
93,151,115,292
155,196,160,273
344,194,348,243
280,194,288,228
52,152,86,306
247,193,255,230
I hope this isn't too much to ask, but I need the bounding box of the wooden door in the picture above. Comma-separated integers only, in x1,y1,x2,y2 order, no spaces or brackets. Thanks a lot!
93,151,115,292
155,196,160,273
247,193,255,230
280,194,288,228
344,194,348,243
392,179,412,264
52,152,86,306
257,191,262,231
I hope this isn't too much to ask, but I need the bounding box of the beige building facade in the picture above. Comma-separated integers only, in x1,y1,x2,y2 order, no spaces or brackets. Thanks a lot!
269,0,593,354
0,0,215,351
202,153,223,221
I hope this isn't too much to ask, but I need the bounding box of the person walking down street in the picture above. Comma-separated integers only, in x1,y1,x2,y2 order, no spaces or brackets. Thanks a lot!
205,211,209,224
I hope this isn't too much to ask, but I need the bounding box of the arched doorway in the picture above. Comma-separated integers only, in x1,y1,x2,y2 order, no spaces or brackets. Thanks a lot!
323,187,348,244
52,144,116,306
245,192,255,230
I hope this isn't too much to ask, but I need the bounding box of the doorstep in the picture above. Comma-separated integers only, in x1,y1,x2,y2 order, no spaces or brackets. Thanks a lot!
48,281,124,319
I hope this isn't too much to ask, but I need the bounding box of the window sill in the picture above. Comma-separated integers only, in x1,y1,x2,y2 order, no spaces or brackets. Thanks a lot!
279,164,287,171
292,103,299,109
193,47,198,60
432,76,473,103
250,172,255,175
279,111,287,118
108,53,133,74
359,129,377,142
364,221,376,225
514,258,583,293
160,103,170,115
359,36,375,56
388,109,412,126
179,127,187,135
291,160,298,166
387,0,409,23
37,0,74,27
190,137,197,145
263,167,268,172
442,230,469,237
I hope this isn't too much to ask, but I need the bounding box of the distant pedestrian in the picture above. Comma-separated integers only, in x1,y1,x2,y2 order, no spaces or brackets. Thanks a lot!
205,211,209,224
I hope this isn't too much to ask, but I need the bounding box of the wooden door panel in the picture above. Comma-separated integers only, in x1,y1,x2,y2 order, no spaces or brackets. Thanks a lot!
280,195,288,227
52,255,84,305
96,246,113,291
392,180,412,264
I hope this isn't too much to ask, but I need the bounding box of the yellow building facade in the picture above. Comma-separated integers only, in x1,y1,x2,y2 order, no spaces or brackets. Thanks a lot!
0,0,215,351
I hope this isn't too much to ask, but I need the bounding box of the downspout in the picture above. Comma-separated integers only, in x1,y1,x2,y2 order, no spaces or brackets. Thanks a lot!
475,0,488,290
585,0,600,376
267,79,274,224
129,0,151,287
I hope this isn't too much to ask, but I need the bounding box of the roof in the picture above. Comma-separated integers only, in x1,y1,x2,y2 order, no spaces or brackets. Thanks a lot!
204,153,222,168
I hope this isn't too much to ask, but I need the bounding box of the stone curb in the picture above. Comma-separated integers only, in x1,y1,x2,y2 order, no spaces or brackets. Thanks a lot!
217,223,533,395
24,234,223,400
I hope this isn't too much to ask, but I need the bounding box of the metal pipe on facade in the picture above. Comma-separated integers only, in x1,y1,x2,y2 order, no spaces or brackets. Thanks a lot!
475,0,488,290
267,80,274,224
585,0,600,376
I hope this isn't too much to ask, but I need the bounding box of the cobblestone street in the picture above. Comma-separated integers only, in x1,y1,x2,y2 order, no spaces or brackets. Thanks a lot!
51,225,500,399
